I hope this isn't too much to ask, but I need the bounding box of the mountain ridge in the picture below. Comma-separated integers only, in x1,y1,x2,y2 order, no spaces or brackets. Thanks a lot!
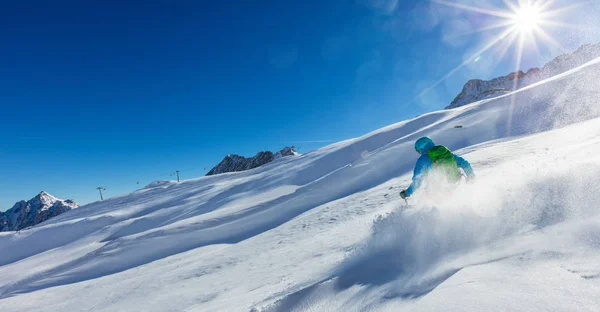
447,42,600,109
206,146,299,176
0,191,78,232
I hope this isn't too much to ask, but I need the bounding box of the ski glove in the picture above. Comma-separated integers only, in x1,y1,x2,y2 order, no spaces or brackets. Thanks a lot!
400,190,408,199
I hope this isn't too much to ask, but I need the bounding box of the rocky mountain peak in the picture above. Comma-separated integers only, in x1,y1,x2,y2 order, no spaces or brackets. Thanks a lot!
207,147,300,176
1,192,78,232
274,146,300,159
446,42,600,109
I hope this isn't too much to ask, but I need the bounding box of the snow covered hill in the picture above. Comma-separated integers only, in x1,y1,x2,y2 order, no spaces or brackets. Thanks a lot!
447,42,600,109
0,192,77,232
0,55,600,311
206,146,299,176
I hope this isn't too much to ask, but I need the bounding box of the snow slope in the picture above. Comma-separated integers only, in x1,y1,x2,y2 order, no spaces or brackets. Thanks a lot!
1,55,600,311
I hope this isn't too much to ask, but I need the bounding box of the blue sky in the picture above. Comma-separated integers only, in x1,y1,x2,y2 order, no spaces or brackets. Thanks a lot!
1,0,599,209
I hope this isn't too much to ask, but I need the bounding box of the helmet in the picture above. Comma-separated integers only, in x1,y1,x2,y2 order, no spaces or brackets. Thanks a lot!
414,137,434,154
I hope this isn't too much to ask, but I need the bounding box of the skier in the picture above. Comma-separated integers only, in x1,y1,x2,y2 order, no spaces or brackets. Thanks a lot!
400,137,475,200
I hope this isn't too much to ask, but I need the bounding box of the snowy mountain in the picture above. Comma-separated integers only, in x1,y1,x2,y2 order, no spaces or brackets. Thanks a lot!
206,146,299,176
274,146,300,159
0,192,78,232
1,54,600,311
447,42,600,109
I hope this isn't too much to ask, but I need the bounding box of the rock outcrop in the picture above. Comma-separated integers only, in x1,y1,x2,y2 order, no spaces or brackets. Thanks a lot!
206,147,299,176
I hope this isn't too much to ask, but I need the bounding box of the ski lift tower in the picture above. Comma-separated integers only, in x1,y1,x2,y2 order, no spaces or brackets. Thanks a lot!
96,187,106,201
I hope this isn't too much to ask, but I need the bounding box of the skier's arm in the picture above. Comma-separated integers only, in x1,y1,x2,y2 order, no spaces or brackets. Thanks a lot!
405,156,431,196
454,154,475,177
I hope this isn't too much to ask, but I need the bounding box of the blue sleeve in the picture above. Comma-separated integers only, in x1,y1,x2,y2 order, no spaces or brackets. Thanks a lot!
405,155,432,196
454,154,474,177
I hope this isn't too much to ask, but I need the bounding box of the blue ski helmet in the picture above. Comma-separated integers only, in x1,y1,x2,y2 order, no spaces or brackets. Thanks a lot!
414,137,434,154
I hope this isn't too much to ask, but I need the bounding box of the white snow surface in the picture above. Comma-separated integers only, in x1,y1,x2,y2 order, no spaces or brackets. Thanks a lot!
1,56,600,311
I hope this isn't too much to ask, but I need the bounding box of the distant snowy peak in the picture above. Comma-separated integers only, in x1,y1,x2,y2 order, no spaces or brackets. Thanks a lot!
274,146,300,159
0,191,78,232
206,146,300,176
447,42,600,109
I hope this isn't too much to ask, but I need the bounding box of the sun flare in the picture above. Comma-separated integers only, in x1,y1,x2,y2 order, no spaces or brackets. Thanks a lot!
421,0,584,132
423,0,579,97
426,0,587,136
511,5,542,34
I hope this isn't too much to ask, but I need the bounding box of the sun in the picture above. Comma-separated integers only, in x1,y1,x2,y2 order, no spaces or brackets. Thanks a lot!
424,0,584,136
421,0,580,105
511,5,542,34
